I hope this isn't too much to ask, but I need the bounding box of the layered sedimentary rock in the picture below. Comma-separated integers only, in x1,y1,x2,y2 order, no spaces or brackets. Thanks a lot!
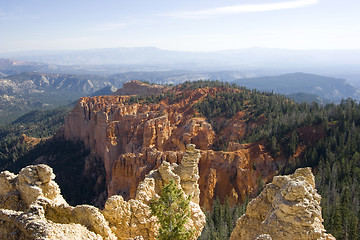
0,144,205,240
62,82,282,209
230,168,335,240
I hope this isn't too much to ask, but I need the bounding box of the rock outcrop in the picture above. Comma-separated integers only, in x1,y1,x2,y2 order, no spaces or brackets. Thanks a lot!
0,164,105,240
230,167,335,240
62,85,282,209
0,144,205,240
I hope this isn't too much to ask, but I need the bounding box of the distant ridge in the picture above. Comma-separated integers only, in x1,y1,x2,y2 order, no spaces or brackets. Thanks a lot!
232,72,360,101
90,86,117,97
1,47,360,72
286,92,330,105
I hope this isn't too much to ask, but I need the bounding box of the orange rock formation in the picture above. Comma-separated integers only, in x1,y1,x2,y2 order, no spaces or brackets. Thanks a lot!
61,82,284,209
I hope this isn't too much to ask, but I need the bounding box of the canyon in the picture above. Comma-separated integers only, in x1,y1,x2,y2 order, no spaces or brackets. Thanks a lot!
0,81,338,239
59,81,286,209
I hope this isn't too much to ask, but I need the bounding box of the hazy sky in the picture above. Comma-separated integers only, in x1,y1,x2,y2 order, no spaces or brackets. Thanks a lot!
1,0,360,52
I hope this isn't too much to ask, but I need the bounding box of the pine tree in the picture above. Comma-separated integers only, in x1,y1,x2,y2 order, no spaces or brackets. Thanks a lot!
150,179,195,240
288,131,298,155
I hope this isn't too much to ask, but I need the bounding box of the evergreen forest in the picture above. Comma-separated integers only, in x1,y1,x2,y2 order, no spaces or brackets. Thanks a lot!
191,80,360,239
0,80,359,239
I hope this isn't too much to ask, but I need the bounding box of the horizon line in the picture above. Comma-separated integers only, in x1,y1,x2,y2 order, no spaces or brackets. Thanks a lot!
2,46,360,56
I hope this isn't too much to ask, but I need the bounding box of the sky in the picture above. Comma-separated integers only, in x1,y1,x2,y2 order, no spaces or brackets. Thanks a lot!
1,0,360,53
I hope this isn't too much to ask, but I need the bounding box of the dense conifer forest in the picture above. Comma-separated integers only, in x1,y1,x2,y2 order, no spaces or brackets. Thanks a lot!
191,81,360,239
0,107,71,171
199,197,249,240
0,80,359,239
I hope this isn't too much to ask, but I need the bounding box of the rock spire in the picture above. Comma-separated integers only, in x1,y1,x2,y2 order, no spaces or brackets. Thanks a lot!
230,167,335,240
0,144,205,239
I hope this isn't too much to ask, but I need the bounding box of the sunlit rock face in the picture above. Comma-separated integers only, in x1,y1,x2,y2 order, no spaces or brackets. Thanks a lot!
62,82,281,209
0,145,205,240
230,167,335,240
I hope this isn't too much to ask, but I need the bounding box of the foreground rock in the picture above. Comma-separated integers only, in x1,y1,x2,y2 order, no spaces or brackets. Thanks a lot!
0,144,205,240
230,167,335,240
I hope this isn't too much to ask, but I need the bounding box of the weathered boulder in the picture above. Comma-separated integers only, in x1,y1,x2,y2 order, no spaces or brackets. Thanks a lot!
230,167,335,240
16,164,67,207
0,145,205,240
0,164,106,240
0,207,104,240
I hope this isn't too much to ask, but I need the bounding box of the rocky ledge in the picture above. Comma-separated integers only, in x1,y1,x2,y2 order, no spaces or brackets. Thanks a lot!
0,144,205,240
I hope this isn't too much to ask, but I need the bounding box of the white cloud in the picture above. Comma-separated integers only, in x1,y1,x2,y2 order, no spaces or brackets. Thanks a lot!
165,0,319,19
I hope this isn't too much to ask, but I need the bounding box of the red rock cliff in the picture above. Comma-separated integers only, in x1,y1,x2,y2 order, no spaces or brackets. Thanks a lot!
62,82,284,209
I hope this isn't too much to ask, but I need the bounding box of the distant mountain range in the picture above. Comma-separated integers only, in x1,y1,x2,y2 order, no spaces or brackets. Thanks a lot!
90,86,117,97
286,92,330,105
1,56,359,123
231,72,360,101
0,72,124,123
2,47,360,75
0,59,48,75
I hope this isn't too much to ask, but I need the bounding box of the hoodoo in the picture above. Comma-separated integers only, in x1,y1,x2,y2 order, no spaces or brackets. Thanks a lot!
61,81,282,209
230,168,335,240
0,144,205,240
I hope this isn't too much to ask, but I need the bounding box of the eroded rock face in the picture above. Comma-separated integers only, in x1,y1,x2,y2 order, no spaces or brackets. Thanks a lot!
230,168,335,240
62,85,282,209
103,144,205,240
0,145,205,240
0,164,110,240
